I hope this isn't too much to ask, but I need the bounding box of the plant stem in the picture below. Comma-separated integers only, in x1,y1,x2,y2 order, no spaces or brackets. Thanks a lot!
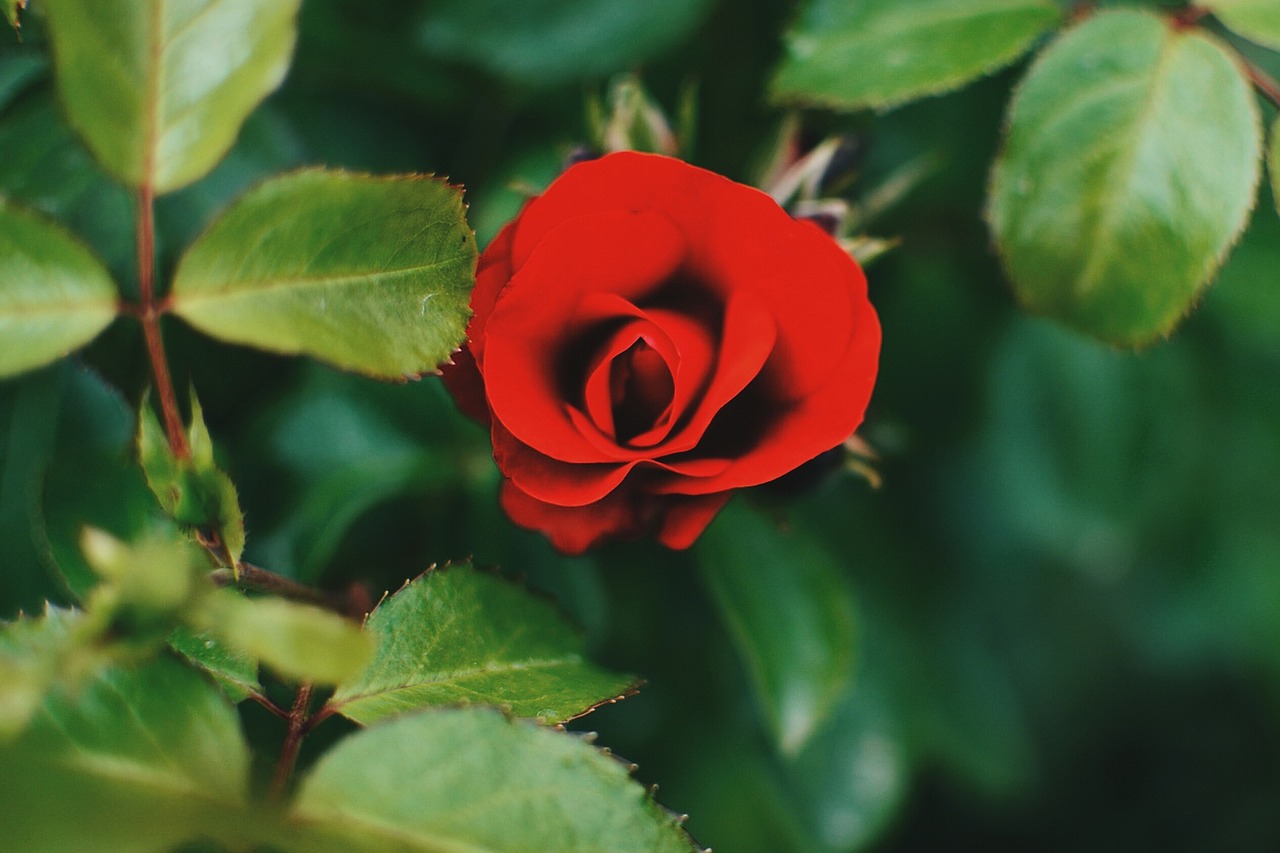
270,683,313,802
1243,58,1280,110
211,562,359,615
136,184,191,459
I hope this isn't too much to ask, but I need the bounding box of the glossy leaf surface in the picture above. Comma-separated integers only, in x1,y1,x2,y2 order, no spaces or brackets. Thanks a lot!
771,0,1059,110
171,170,477,378
0,201,116,379
696,500,858,755
329,565,636,725
42,0,299,192
988,10,1261,344
284,708,697,852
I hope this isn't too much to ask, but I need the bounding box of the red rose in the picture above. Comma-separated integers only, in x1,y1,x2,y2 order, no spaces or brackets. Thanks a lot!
446,152,880,554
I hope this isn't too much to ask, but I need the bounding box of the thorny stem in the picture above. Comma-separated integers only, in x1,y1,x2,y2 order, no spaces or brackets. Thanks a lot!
270,683,314,801
135,184,190,459
210,562,364,617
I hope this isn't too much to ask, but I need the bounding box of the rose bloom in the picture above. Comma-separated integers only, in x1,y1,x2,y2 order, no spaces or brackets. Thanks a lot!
445,152,879,554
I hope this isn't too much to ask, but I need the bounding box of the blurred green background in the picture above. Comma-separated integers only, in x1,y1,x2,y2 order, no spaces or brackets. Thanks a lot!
3,1,1280,850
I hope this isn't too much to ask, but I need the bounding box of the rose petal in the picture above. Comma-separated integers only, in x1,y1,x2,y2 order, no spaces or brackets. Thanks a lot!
655,492,733,550
500,479,640,555
483,210,687,463
654,296,880,495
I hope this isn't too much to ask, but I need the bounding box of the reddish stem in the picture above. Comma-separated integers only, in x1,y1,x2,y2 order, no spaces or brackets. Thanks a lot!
270,683,314,801
135,185,190,459
1243,58,1280,110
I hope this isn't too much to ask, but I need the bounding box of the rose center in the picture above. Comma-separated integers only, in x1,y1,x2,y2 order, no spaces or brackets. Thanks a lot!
609,338,674,443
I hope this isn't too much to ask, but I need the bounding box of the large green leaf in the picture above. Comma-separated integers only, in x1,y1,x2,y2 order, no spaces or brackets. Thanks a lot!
988,10,1262,345
1271,114,1279,218
418,0,712,87
170,169,477,378
282,708,698,852
1209,0,1280,49
42,0,300,193
168,626,260,703
328,564,637,725
770,0,1059,111
695,500,858,756
0,650,252,851
0,200,117,379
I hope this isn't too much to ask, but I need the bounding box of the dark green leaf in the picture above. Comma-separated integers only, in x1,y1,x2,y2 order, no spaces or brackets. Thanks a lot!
170,169,477,378
281,708,697,852
42,0,300,193
771,0,1059,111
0,200,117,379
1208,0,1280,49
0,48,45,109
197,590,372,686
988,10,1262,345
329,564,637,726
696,499,857,756
0,651,252,851
168,626,260,703
418,0,712,87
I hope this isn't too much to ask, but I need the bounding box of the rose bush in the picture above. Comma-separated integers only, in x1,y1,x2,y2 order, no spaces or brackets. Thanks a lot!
445,152,880,554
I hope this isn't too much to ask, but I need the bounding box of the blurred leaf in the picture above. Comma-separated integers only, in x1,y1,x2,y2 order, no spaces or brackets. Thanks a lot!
137,392,245,565
0,605,82,737
168,626,260,703
198,590,372,686
988,10,1261,345
329,564,637,726
770,0,1059,111
0,91,136,284
39,383,167,602
0,48,45,107
0,364,67,613
1209,0,1280,49
281,708,698,852
3,0,21,31
79,529,207,639
418,0,712,87
0,200,117,379
696,499,857,756
42,0,300,193
171,170,477,379
777,675,909,852
0,651,252,852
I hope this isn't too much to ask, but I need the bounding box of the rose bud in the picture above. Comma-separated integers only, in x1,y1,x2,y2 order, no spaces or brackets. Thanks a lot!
444,151,880,554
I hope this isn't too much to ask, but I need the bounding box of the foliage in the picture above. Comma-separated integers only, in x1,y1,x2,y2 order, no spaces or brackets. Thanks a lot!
2,0,1279,850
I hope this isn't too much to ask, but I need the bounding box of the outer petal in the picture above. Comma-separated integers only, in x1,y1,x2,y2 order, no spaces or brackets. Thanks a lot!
483,210,686,463
500,479,642,555
655,492,733,549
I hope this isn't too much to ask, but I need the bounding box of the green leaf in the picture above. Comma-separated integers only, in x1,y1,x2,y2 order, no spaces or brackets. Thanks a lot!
1271,115,1280,218
137,392,246,565
987,10,1262,345
328,564,637,726
42,0,300,193
168,626,260,703
0,200,117,379
1208,0,1280,49
770,0,1059,111
0,605,82,737
170,169,477,378
418,0,712,88
282,708,697,852
199,590,372,686
695,500,858,756
0,651,253,852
